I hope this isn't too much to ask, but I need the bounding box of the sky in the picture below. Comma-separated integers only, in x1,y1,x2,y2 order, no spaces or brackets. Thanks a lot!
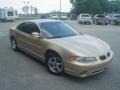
0,0,72,13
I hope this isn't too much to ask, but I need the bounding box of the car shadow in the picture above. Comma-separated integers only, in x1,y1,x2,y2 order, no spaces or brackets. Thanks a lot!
63,68,110,82
18,50,46,66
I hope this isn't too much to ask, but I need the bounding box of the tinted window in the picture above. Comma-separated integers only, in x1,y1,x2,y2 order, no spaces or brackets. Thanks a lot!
17,23,26,30
26,23,40,34
17,22,40,34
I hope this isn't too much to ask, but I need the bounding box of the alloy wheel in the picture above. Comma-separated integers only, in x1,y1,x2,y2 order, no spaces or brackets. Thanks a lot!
48,57,64,74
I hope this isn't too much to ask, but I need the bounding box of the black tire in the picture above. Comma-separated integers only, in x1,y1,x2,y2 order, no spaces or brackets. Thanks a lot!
114,21,118,25
80,22,82,24
46,52,64,75
2,19,6,22
89,22,91,25
10,37,18,51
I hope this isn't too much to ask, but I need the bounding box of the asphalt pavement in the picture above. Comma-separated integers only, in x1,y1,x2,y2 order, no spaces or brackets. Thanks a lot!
0,20,120,90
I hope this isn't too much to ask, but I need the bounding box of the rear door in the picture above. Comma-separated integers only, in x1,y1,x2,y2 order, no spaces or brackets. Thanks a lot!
15,22,29,48
15,22,45,60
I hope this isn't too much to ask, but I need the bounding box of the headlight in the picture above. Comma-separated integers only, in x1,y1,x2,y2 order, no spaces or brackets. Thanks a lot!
70,55,97,63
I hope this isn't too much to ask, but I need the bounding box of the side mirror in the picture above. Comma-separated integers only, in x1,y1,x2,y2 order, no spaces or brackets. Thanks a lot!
31,32,43,38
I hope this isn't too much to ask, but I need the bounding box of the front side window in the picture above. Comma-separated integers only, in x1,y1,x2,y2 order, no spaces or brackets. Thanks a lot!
40,21,80,39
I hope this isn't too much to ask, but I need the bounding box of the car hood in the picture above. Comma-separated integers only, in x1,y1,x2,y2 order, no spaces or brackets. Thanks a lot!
49,34,110,57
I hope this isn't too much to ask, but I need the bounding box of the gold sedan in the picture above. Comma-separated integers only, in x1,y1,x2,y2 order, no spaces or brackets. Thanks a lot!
9,19,113,77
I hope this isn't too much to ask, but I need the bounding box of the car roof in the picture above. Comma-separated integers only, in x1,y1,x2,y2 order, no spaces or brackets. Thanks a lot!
26,19,61,24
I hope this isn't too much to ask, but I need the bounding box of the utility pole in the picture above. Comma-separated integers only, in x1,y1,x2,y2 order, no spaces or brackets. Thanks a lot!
75,0,77,17
60,0,61,19
23,1,29,15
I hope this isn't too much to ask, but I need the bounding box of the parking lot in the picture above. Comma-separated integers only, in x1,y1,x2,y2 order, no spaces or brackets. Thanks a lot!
0,20,120,90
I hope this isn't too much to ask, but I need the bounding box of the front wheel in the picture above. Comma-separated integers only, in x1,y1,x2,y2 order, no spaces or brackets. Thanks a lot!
46,53,64,75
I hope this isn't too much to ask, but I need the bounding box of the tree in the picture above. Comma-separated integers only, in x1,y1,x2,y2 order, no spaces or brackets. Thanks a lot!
30,6,34,14
22,6,29,15
34,7,38,15
70,0,120,15
109,0,120,13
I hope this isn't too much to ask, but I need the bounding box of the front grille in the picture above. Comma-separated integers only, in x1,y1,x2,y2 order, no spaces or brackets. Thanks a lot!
99,55,107,61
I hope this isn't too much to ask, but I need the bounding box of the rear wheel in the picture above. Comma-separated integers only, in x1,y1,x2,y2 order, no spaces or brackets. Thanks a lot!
46,52,64,75
10,38,18,51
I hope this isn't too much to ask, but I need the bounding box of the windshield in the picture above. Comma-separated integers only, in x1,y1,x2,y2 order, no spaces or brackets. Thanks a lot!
81,15,90,17
40,22,80,39
115,15,120,18
97,15,105,17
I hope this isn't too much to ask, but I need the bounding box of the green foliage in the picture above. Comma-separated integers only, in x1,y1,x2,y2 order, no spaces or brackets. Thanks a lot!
70,0,120,15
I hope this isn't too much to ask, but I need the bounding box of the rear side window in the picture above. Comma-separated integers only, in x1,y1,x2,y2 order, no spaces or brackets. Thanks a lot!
17,23,26,31
17,22,40,34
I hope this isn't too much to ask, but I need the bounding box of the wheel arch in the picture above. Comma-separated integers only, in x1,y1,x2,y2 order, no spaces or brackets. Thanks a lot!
45,49,62,62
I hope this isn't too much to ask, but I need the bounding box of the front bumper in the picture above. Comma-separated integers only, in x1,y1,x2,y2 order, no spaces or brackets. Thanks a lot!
64,51,113,78
80,20,92,23
96,20,106,24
